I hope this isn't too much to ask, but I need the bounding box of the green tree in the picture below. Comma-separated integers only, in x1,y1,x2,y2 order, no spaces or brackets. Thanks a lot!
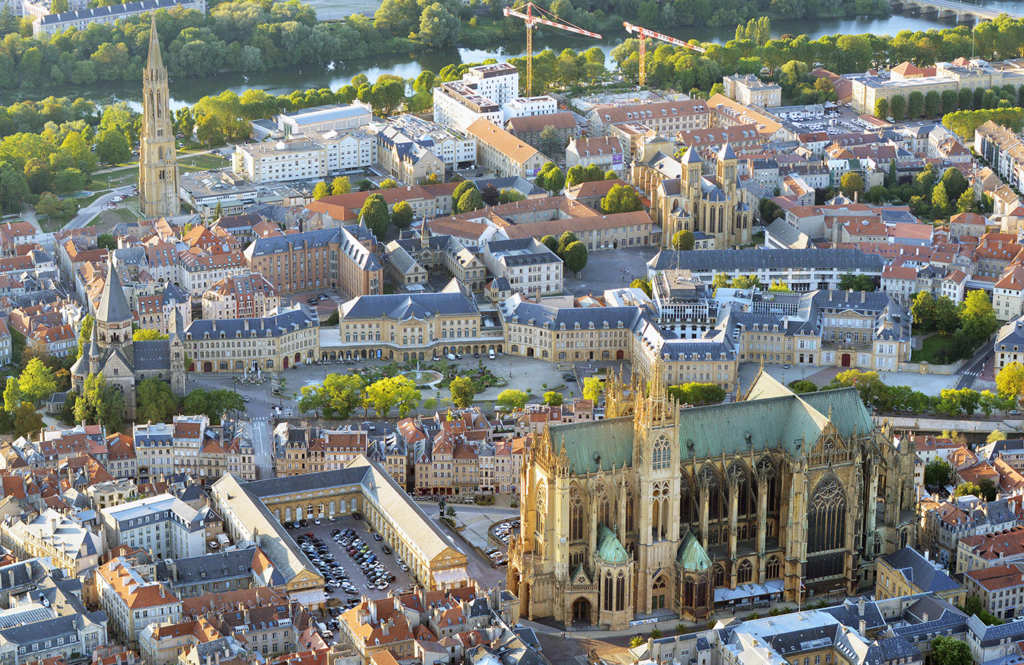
957,188,975,213
132,329,168,341
907,91,924,118
449,375,475,408
76,315,93,359
535,162,564,193
672,230,695,250
924,459,952,487
600,184,643,213
840,172,864,198
838,274,876,291
768,280,791,292
941,167,969,201
363,375,420,417
874,97,889,119
96,234,116,250
988,429,1008,443
312,181,330,200
418,2,461,50
996,361,1024,401
359,193,390,239
562,240,588,275
961,290,999,341
298,373,365,419
929,634,972,665
331,176,351,195
890,94,906,121
12,402,42,439
543,390,563,406
451,181,476,209
499,189,525,203
666,383,726,405
924,91,940,117
18,357,56,404
496,389,529,411
2,377,20,414
582,376,604,402
182,389,244,425
379,178,398,189
73,372,124,432
629,278,652,297
456,187,484,213
788,380,817,393
540,235,559,254
932,181,951,217
911,291,937,330
136,377,179,424
557,231,578,255
391,200,414,229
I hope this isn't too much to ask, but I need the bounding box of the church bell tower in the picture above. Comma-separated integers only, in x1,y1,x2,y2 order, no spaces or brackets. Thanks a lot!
139,16,180,219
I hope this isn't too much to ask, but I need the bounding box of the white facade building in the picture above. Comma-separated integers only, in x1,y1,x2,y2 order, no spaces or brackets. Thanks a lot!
99,493,206,560
232,139,326,183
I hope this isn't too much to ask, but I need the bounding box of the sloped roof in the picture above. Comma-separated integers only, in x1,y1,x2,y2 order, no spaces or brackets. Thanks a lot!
596,525,628,564
96,261,131,324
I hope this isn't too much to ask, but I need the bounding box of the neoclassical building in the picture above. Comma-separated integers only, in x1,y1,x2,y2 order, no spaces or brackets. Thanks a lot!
508,369,916,629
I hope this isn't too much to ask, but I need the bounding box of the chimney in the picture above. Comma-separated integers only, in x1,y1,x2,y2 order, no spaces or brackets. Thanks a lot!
922,612,929,622
381,619,390,636
859,619,866,635
858,597,865,616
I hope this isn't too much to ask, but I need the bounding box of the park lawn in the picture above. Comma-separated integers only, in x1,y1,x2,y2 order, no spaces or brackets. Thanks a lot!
179,153,228,170
911,333,956,364
37,215,69,233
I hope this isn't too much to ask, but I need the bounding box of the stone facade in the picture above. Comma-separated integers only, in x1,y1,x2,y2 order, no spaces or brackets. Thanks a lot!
509,369,916,629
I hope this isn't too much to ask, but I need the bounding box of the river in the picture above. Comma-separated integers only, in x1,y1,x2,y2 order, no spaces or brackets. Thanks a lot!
61,1,1024,109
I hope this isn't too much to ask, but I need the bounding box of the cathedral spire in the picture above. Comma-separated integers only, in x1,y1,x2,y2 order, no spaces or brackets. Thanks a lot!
139,14,179,219
146,16,163,73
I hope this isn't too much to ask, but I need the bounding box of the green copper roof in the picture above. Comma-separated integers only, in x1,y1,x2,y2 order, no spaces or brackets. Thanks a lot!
547,373,874,476
677,530,711,571
550,417,634,475
596,525,629,564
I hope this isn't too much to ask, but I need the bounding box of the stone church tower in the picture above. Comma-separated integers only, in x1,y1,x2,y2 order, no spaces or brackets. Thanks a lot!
139,16,180,219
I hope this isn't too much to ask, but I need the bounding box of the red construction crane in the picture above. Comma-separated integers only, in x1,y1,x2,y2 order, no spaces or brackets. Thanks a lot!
503,2,602,96
622,22,706,87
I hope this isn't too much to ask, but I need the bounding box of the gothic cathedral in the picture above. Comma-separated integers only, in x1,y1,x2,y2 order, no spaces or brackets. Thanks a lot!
139,17,180,219
508,369,916,629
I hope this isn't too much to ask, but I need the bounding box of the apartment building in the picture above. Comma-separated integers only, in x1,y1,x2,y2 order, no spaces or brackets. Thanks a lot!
586,99,710,135
499,295,641,363
876,547,964,606
273,422,370,476
184,305,320,373
201,272,279,320
995,316,1024,371
964,564,1024,621
99,493,206,560
466,119,549,179
177,250,247,296
32,0,205,36
957,526,1024,573
232,139,327,183
242,226,381,298
370,115,476,179
994,266,1024,322
308,182,458,223
564,136,625,175
479,238,563,297
97,556,182,646
433,63,541,132
722,74,783,107
134,284,191,336
1,509,102,577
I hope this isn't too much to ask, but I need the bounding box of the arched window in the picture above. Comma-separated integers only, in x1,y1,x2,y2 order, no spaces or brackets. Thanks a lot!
766,556,781,579
536,482,547,534
713,564,725,587
615,573,626,611
737,559,753,584
652,575,668,610
569,487,585,541
652,436,671,470
806,475,848,580
603,574,613,611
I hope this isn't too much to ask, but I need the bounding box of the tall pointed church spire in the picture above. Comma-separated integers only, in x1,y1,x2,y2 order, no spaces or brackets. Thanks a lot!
97,261,131,325
139,14,179,219
146,16,163,72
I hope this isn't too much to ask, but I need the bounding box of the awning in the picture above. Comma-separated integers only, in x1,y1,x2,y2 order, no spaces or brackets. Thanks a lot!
432,567,469,588
714,579,784,603
290,589,327,607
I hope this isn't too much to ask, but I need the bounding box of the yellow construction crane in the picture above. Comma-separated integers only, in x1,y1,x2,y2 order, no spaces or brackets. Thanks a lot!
503,2,602,96
622,22,706,87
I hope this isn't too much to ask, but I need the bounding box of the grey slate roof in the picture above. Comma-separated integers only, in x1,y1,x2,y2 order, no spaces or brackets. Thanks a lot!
340,292,478,321
648,248,886,273
185,305,317,340
996,318,1024,350
502,298,642,331
96,261,131,324
243,468,369,499
881,547,960,593
133,340,171,370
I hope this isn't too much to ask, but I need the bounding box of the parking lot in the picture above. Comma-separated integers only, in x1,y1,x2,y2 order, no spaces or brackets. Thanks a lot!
287,516,415,604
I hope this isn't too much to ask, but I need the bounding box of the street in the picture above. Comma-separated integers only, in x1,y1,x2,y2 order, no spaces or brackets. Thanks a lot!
63,185,135,230
249,417,273,479
956,345,994,389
